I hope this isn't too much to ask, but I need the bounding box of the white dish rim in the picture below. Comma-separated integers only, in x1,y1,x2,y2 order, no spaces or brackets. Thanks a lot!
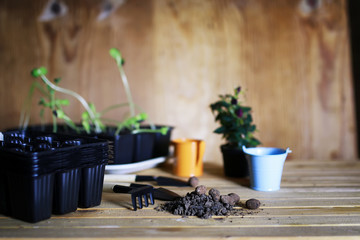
105,156,166,174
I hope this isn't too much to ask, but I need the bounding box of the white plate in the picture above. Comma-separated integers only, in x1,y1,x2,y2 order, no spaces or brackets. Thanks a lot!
105,157,166,174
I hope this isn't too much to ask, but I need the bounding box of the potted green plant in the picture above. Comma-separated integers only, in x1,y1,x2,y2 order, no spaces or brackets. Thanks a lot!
210,86,260,177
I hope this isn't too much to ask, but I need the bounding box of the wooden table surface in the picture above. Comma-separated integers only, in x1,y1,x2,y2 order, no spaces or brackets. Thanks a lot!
1,160,360,239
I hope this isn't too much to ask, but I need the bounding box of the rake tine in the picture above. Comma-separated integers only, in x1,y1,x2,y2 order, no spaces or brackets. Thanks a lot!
128,185,154,211
131,194,137,211
149,192,154,205
138,195,143,209
144,194,149,207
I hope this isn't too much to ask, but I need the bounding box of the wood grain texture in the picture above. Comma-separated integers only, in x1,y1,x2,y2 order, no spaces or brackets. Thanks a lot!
1,160,360,239
0,0,356,161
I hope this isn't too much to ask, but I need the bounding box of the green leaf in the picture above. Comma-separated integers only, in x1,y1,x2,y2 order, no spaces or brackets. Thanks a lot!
137,112,148,122
109,48,124,66
31,67,47,77
55,99,70,106
249,124,256,132
38,98,50,107
97,120,106,132
221,115,234,123
89,103,96,113
132,122,140,129
241,107,251,115
59,113,78,130
82,111,89,120
82,120,91,134
210,101,230,111
249,138,261,147
214,126,225,134
55,109,65,119
160,127,169,135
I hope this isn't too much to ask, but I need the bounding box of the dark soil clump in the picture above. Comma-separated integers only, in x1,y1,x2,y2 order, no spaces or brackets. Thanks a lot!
188,176,199,187
246,198,261,209
156,185,241,219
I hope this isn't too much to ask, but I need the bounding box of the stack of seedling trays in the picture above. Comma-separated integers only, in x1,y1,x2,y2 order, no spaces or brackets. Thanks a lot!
0,130,109,223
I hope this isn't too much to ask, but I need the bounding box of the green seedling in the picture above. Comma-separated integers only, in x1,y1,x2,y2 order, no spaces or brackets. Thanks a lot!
27,67,102,133
109,48,168,136
20,74,79,133
109,48,135,117
81,103,106,134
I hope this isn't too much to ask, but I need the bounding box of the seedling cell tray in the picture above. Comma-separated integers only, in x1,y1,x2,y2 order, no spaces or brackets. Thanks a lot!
0,130,109,223
15,124,173,165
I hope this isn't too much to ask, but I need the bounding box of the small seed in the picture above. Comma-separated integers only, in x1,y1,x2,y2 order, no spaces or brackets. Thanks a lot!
195,185,207,195
209,188,220,201
246,198,261,209
188,176,199,187
220,194,238,206
228,193,240,204
220,195,234,205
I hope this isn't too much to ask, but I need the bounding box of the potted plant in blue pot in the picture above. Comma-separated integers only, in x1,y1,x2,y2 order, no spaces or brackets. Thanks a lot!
210,86,260,177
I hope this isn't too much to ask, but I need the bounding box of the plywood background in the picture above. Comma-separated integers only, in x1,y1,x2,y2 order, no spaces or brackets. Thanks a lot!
0,0,356,162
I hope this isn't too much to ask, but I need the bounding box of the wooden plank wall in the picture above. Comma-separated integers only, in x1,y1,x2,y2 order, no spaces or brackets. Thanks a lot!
0,0,356,161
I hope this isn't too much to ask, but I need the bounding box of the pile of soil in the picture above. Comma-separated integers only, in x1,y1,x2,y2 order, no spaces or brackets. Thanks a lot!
156,185,261,219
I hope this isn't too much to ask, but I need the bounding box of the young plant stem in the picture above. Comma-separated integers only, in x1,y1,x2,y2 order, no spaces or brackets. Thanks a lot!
49,88,58,132
131,128,160,134
109,48,162,135
52,115,57,132
39,74,102,133
100,103,129,115
19,82,49,129
117,63,135,117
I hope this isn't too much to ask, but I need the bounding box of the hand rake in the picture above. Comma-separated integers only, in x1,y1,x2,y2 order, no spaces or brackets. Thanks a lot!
103,183,154,211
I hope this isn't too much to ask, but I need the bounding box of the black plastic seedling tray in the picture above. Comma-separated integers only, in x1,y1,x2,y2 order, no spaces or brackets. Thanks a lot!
14,124,173,165
0,130,109,223
140,125,174,158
